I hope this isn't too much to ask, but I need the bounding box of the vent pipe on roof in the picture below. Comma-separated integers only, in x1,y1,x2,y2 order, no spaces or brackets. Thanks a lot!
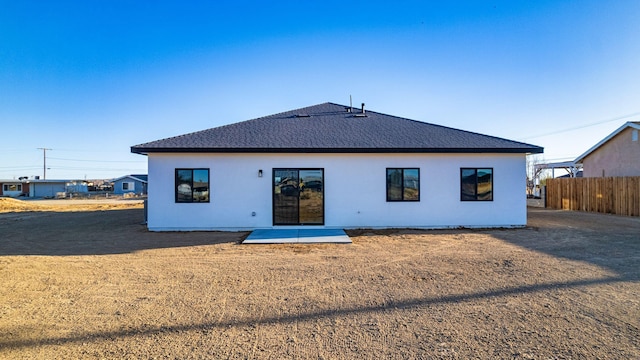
361,103,365,114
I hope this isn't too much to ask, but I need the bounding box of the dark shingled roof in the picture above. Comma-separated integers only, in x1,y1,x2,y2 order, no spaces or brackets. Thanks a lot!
131,174,148,182
131,102,543,155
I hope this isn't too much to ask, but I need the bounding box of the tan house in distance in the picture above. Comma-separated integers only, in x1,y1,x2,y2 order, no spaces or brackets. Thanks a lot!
575,122,640,177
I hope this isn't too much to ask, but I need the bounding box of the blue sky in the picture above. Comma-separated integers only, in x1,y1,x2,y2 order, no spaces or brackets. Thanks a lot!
1,1,639,179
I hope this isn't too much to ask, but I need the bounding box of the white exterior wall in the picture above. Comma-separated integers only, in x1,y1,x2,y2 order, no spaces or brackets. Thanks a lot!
147,153,526,231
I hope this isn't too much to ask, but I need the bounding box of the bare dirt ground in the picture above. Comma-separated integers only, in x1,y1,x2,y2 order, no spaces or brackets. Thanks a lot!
0,197,143,213
0,200,638,359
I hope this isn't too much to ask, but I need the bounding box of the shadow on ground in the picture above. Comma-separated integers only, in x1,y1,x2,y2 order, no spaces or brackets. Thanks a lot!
347,207,640,283
488,208,640,282
0,209,247,256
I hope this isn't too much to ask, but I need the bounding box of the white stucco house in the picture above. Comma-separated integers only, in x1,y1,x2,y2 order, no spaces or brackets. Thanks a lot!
131,102,543,231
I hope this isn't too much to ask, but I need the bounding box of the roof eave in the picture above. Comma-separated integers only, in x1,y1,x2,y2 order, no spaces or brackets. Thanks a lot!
131,146,543,155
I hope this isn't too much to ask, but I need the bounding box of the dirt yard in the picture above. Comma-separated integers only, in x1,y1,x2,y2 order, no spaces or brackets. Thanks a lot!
0,199,638,359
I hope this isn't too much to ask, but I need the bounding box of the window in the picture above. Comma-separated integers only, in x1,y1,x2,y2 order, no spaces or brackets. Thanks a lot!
175,168,210,203
3,184,21,192
122,182,134,191
461,168,493,201
387,168,420,201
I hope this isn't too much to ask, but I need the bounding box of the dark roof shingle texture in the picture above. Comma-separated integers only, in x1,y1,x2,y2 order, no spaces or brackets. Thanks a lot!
131,102,543,154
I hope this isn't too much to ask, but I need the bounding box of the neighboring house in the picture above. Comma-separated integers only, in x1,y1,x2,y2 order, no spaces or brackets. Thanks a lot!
558,171,583,178
28,179,88,198
1,179,89,198
112,174,148,195
575,122,640,177
0,180,28,197
131,102,543,231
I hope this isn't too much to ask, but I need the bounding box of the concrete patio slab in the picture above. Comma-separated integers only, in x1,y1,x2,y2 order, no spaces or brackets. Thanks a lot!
243,229,351,244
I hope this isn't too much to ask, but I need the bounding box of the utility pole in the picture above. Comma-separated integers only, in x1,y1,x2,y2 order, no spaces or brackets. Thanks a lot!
37,148,52,179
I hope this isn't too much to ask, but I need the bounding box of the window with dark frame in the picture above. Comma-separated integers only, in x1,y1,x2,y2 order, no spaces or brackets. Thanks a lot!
460,168,493,201
3,184,21,192
386,168,420,201
175,168,210,203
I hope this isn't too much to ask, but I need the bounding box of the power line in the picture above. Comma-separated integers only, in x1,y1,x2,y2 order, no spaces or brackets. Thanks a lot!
47,157,145,163
50,166,146,171
517,111,640,141
0,166,42,170
52,148,141,154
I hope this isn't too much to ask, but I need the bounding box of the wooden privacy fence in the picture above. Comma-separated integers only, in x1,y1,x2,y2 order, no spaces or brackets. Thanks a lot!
546,177,640,217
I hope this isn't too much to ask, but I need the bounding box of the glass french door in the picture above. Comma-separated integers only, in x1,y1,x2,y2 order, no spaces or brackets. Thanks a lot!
273,169,324,225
